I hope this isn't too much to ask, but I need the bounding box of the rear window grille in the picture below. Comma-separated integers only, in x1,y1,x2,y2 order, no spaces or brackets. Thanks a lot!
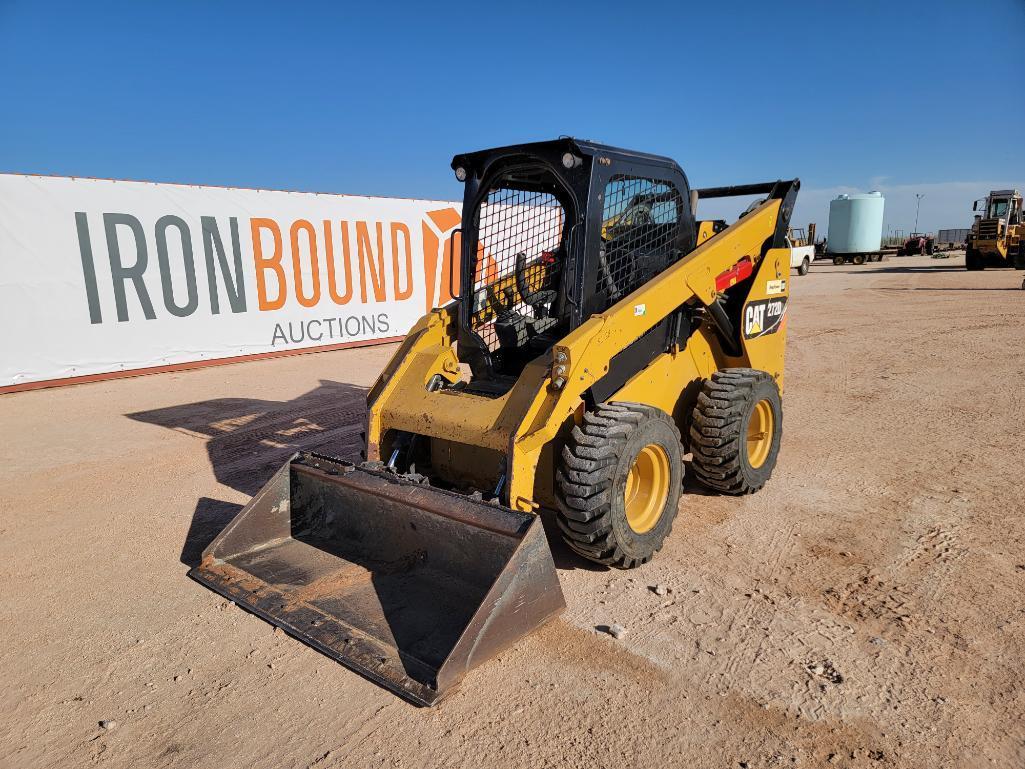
469,187,565,351
598,176,681,301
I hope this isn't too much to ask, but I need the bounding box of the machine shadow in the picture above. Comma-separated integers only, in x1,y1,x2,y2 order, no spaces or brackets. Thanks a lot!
128,379,370,496
127,379,370,562
180,497,243,566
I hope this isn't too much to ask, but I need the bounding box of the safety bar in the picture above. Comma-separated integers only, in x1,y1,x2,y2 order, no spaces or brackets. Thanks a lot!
696,181,790,199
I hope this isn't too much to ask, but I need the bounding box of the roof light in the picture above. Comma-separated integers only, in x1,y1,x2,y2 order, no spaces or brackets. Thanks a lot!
454,166,467,182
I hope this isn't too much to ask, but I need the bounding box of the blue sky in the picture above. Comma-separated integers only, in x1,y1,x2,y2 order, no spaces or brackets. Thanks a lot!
1,0,1023,234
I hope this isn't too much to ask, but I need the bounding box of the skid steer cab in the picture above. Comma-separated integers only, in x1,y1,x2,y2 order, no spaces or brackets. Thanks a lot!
191,138,799,705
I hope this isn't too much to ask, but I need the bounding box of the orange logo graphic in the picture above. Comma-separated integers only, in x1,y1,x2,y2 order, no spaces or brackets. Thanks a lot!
244,207,489,315
421,207,461,313
421,207,499,314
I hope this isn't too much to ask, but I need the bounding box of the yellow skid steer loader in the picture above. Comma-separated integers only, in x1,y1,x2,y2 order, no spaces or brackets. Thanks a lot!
191,139,798,705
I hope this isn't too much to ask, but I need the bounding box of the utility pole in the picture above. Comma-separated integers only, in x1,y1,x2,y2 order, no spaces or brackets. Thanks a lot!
914,193,925,234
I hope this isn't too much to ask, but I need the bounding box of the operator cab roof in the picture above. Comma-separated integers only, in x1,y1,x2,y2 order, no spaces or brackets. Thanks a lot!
451,138,686,178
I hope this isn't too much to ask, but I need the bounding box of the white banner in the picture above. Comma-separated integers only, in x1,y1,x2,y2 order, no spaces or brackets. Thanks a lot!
0,174,464,390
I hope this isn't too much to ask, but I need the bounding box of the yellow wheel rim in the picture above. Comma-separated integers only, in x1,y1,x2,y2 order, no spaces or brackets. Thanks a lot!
746,399,775,469
624,444,671,534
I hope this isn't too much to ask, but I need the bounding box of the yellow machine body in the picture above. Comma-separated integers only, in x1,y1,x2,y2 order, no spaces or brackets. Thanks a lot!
968,189,1024,269
366,198,791,513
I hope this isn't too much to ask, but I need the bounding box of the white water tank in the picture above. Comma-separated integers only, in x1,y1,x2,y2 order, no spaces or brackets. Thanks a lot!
827,191,885,253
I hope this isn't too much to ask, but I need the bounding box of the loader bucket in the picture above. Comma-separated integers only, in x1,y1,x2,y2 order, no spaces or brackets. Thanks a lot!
189,452,565,706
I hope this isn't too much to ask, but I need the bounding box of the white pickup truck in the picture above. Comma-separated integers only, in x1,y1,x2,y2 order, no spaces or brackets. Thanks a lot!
787,228,815,276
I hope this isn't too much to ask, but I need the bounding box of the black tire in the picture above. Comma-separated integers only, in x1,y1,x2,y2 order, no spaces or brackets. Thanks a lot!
689,369,782,495
852,254,866,265
966,248,983,271
798,256,810,276
1014,245,1025,270
556,402,683,568
833,255,845,265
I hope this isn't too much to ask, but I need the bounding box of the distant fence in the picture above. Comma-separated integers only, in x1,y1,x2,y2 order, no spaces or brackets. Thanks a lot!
882,231,906,247
0,174,464,392
936,228,969,246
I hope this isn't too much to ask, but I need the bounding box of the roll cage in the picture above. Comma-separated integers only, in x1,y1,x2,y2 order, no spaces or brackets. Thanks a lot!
450,138,698,381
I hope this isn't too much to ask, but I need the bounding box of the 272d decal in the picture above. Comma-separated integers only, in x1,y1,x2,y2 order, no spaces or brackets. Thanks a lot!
743,297,787,339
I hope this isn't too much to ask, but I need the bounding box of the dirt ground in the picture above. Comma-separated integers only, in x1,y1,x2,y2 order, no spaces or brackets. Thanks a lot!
3,253,1024,769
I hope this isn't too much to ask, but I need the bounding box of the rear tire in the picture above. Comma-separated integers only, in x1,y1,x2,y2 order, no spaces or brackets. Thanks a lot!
689,369,782,495
798,256,810,276
833,255,845,265
852,254,866,265
1014,245,1025,270
556,403,683,568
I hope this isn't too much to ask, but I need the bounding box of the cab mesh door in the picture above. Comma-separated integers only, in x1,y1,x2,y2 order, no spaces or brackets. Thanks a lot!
468,185,565,351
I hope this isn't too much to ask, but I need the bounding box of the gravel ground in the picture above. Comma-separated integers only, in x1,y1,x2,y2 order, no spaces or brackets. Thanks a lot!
2,253,1024,769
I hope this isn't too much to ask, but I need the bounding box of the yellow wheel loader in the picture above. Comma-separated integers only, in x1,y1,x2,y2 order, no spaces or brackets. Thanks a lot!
191,139,798,705
966,189,1024,270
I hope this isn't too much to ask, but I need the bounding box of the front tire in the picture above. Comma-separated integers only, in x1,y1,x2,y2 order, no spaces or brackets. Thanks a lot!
556,403,684,568
689,369,783,495
966,248,983,271
833,255,845,265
